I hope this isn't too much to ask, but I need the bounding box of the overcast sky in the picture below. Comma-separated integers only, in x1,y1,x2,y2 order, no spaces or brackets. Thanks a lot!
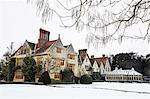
0,0,150,59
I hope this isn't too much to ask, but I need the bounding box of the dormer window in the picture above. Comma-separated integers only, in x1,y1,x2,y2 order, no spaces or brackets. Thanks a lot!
56,48,61,53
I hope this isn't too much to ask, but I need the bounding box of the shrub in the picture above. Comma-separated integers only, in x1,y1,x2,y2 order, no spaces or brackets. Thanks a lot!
8,58,16,81
22,57,36,82
74,76,80,84
38,71,51,85
61,68,74,82
80,75,92,84
2,58,16,81
91,72,101,81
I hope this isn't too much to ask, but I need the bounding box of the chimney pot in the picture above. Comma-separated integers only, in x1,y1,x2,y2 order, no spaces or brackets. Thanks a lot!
91,55,94,59
102,54,105,57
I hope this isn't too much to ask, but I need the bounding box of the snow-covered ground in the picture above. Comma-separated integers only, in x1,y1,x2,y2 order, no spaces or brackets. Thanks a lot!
0,82,150,99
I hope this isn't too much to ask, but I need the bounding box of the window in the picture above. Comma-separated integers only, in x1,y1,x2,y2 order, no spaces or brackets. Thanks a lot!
21,50,23,54
24,49,26,54
60,60,64,65
50,59,56,66
17,58,23,66
97,68,99,71
15,70,23,79
15,75,23,79
56,48,61,53
68,64,75,71
54,73,60,80
37,57,43,65
68,54,75,60
56,59,64,66
26,48,30,54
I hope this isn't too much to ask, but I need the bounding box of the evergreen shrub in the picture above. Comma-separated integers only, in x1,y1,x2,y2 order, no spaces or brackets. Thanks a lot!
38,71,51,85
80,75,92,84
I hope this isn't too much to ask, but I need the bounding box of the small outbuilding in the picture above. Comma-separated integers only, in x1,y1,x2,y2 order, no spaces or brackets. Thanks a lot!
105,67,143,82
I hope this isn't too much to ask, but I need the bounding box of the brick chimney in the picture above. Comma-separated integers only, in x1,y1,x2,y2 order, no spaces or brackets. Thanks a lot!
79,49,87,55
38,28,50,48
79,49,87,60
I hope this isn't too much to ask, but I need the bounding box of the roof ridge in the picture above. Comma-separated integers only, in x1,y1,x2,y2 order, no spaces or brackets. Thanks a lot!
49,39,57,42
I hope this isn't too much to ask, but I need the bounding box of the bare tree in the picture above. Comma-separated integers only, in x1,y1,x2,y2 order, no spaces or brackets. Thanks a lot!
3,42,14,61
2,42,15,81
27,0,150,46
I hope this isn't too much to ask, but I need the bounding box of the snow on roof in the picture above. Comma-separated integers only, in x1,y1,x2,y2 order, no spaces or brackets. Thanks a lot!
107,67,142,75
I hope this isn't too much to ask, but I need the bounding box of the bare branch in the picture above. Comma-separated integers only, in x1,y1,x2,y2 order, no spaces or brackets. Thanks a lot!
28,0,150,46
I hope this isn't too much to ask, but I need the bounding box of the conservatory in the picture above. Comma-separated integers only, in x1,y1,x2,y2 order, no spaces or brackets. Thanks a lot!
105,67,143,82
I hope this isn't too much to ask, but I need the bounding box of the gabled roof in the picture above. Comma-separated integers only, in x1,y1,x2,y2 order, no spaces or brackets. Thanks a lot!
36,40,57,53
89,59,95,66
45,40,57,48
95,57,108,67
11,45,23,56
65,44,75,53
79,54,90,64
64,45,69,48
12,40,35,56
26,40,35,50
12,29,65,56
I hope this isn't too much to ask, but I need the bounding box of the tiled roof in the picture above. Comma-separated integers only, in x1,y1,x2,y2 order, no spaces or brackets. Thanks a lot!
95,57,108,66
36,40,57,53
45,40,57,48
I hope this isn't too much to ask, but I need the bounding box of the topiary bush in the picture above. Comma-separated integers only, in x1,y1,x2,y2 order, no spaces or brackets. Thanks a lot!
38,71,51,85
80,75,92,84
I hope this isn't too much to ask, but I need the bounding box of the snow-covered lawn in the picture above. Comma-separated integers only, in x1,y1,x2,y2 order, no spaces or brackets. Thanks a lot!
0,82,150,99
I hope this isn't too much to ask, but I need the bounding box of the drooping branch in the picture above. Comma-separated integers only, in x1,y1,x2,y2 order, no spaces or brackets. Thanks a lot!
27,0,150,46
